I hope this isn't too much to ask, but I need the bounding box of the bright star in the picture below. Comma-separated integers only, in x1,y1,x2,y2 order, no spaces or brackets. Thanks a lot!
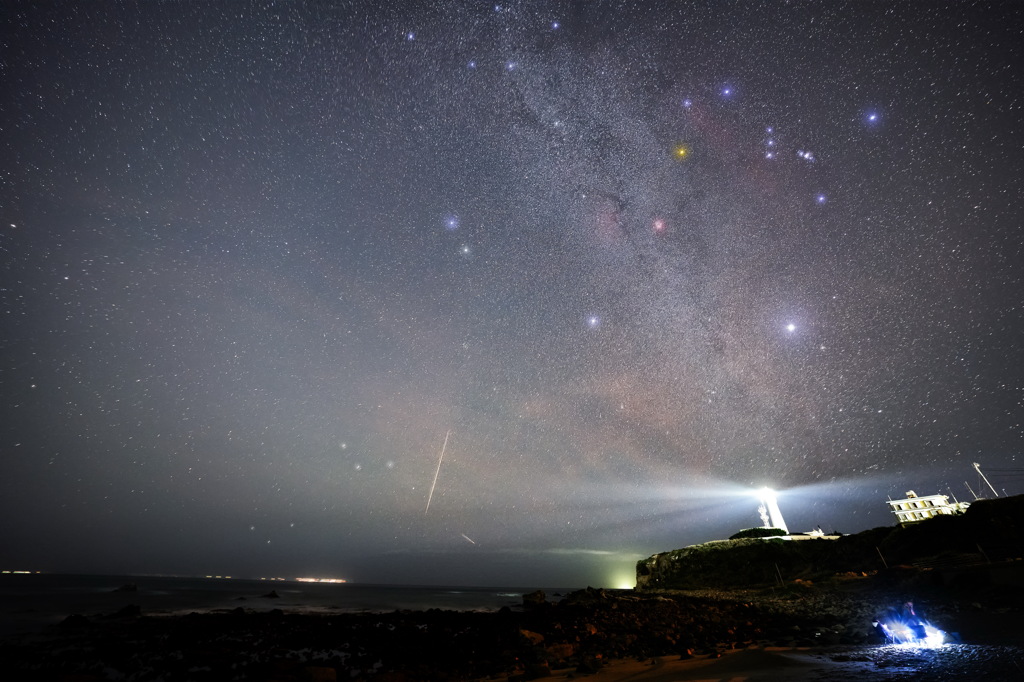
786,323,796,333
653,218,666,233
445,216,459,230
816,194,827,204
552,21,560,30
682,98,693,109
674,145,690,159
587,315,601,329
405,32,415,41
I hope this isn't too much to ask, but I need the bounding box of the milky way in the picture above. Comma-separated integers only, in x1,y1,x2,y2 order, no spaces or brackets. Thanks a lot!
2,1,1022,587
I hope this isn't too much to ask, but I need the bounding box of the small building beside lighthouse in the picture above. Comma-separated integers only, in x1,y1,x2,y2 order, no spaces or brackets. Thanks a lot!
886,490,970,526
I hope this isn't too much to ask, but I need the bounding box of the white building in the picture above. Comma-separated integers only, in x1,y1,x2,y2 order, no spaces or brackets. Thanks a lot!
886,490,970,526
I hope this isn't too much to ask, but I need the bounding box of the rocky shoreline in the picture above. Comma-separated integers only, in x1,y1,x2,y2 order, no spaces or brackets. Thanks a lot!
3,575,1022,681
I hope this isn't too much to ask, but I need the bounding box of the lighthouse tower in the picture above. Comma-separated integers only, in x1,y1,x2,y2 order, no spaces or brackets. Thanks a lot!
758,488,789,534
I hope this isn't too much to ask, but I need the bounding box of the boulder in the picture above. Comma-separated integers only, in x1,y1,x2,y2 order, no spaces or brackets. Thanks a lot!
58,613,92,628
111,604,142,618
519,629,545,645
522,661,551,679
544,642,576,661
303,666,337,682
522,590,547,608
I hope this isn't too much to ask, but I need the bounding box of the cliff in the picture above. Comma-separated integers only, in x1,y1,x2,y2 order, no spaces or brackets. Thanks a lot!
636,494,1024,590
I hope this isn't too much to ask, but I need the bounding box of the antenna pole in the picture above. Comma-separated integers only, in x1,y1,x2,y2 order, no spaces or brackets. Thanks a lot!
965,481,979,501
973,462,1000,498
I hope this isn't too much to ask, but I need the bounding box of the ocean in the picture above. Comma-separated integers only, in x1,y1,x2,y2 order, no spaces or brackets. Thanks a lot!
0,573,576,637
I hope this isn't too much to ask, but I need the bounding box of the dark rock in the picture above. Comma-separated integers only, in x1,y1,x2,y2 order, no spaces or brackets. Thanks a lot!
374,667,413,679
303,666,337,682
576,656,603,673
113,583,138,592
561,587,599,607
522,590,547,608
519,629,544,645
58,613,92,628
522,661,551,679
111,603,142,618
544,642,575,661
262,589,280,598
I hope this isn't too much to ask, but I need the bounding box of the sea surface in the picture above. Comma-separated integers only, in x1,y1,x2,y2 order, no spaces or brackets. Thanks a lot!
0,573,576,636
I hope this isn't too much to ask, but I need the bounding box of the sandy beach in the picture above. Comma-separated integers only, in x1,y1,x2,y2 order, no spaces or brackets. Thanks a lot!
580,648,858,682
521,644,1024,682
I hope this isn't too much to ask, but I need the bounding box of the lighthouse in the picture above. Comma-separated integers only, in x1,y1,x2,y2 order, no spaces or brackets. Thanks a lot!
758,488,789,534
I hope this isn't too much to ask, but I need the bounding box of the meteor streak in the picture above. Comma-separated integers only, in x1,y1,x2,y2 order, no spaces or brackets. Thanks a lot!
461,533,476,545
424,430,451,514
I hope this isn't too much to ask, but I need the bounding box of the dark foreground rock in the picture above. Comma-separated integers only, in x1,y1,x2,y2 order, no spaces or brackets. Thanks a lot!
2,581,1022,681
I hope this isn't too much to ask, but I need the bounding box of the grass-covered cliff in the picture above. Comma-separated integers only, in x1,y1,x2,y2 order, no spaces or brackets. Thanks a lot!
636,494,1024,590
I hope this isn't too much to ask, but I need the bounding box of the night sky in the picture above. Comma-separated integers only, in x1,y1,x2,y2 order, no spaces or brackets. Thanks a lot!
2,1,1022,588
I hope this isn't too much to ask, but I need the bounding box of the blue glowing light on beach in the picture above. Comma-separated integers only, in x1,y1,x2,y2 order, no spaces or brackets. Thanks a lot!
879,620,945,648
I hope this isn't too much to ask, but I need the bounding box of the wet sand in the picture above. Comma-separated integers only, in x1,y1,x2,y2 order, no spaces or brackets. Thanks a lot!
540,647,884,679
581,648,855,681
538,643,1024,682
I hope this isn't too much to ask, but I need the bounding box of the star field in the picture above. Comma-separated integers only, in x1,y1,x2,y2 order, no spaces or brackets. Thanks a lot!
1,1,1022,587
